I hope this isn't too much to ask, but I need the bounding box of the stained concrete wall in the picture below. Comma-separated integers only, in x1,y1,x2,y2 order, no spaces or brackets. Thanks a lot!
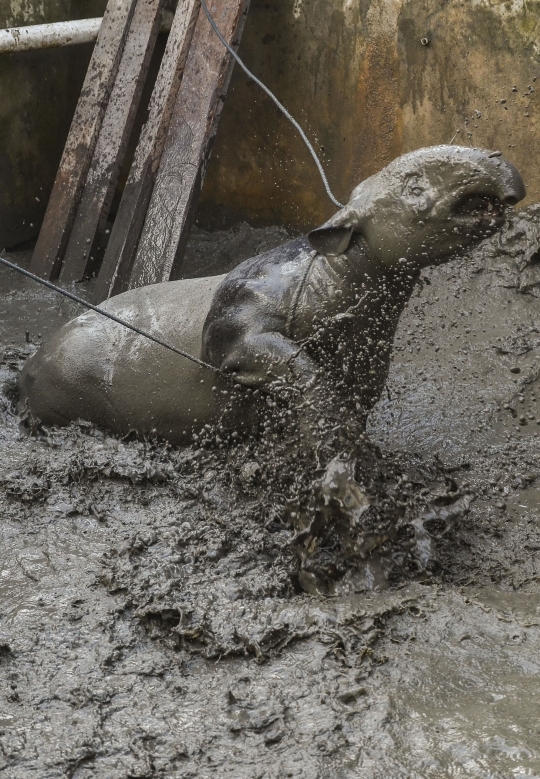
0,1,107,249
1,0,539,246
198,0,540,231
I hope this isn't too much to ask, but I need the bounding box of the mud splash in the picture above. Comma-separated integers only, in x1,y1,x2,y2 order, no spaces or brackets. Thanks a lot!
1,214,540,777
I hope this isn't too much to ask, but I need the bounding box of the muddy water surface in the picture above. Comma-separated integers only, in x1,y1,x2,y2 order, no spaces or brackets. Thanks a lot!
1,216,540,777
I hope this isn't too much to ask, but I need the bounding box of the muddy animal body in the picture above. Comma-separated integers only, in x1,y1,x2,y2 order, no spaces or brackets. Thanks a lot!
19,277,226,440
19,146,525,442
203,235,417,425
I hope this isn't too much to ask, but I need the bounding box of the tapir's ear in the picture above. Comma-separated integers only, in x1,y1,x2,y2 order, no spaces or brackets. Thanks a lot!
307,226,354,256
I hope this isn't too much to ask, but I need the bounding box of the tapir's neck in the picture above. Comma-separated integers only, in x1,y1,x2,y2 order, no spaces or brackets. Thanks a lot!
324,237,421,303
312,238,422,411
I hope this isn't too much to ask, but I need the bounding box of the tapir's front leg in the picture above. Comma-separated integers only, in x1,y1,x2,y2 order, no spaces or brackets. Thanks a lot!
212,330,336,443
218,331,318,390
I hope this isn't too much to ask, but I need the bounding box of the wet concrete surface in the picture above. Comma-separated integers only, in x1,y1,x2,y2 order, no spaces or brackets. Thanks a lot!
1,215,540,777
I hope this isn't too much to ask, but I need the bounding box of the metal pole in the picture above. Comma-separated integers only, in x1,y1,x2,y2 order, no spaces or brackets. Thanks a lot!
0,19,102,53
0,13,173,54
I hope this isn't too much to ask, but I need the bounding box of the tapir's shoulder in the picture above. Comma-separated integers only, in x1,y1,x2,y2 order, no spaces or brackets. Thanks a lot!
202,236,315,350
206,236,315,333
223,236,312,284
207,236,314,315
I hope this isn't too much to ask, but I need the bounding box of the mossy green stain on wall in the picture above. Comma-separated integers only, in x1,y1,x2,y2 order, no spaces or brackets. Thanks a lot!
0,0,106,25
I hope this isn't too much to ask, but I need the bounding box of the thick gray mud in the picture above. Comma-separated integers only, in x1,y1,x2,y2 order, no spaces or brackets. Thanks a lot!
1,214,540,777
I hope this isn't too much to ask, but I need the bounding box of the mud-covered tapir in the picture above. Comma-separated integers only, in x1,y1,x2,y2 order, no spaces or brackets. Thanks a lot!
19,146,525,443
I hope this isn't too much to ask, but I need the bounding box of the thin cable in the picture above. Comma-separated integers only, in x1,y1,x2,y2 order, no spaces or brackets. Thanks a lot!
0,256,224,376
200,0,344,209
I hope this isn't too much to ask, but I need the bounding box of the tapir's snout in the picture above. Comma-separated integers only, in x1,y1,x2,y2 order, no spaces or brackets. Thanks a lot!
442,152,525,237
503,184,526,207
467,152,526,206
412,148,526,230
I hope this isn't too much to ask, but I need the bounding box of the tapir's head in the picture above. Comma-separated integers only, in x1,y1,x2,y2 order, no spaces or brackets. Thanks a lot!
308,145,525,268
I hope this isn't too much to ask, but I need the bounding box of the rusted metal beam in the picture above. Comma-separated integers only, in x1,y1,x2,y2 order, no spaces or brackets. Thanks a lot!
94,0,201,302
60,0,167,284
124,0,251,291
29,0,139,280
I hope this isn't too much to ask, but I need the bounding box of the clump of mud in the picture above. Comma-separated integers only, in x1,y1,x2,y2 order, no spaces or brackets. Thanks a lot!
2,342,468,663
95,388,477,660
292,448,472,594
196,403,473,589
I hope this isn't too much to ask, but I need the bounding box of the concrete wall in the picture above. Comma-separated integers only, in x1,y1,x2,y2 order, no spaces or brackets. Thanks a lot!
0,0,106,249
1,0,539,246
198,0,540,231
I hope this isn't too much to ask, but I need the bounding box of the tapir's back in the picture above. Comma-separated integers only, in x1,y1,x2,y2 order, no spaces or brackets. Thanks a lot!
19,276,226,442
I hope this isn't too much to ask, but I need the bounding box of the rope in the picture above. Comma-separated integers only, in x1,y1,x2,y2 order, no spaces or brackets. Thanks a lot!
0,256,224,376
199,0,344,209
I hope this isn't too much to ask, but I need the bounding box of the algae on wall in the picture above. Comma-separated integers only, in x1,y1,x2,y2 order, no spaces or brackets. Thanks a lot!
0,1,106,249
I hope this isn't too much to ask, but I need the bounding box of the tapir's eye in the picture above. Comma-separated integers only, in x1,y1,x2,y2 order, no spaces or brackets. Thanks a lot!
404,176,427,198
